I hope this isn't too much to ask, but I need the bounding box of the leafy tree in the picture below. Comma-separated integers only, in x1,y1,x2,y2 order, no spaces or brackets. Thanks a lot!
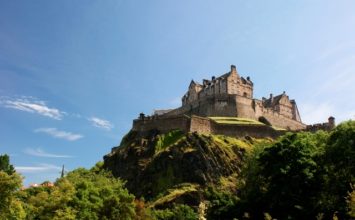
65,168,136,220
204,186,239,219
0,154,15,175
21,167,136,219
153,204,198,220
0,154,26,219
347,186,355,218
24,178,76,219
321,121,355,217
258,131,328,219
236,131,328,219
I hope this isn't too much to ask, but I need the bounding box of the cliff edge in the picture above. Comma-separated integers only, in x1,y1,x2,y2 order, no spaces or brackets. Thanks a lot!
103,129,269,200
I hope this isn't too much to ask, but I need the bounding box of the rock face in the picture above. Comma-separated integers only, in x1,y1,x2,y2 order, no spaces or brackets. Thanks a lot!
103,130,254,199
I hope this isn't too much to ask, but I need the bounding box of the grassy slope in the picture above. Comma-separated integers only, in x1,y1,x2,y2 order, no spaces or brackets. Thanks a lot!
209,117,265,125
146,131,272,207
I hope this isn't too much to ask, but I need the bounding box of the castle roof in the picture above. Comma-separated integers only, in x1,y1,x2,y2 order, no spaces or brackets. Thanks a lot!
263,92,286,107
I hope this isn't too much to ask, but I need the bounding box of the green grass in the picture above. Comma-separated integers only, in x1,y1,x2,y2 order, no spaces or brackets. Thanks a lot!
150,183,199,208
209,117,265,125
155,130,185,153
212,135,253,152
271,126,287,131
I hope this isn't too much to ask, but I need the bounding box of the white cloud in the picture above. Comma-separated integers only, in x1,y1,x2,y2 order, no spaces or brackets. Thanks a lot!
0,96,65,120
35,128,83,141
24,148,73,158
15,163,61,174
88,117,114,130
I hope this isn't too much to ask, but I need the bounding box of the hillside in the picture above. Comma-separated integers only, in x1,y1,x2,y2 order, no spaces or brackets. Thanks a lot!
102,121,355,219
1,121,354,219
103,130,269,200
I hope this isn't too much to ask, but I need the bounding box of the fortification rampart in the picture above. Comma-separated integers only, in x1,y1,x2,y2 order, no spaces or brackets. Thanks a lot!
305,117,335,132
133,114,285,138
132,115,190,134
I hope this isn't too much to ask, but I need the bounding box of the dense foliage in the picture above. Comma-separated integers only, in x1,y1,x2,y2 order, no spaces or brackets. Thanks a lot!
234,120,355,219
0,120,354,219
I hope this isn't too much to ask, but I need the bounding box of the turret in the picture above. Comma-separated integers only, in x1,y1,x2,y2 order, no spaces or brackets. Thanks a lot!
328,116,335,129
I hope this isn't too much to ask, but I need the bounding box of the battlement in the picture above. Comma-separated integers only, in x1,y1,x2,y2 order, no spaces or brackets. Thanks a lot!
305,116,335,132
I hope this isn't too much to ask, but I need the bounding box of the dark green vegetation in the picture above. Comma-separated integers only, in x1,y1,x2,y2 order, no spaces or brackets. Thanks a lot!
104,129,256,199
1,120,354,219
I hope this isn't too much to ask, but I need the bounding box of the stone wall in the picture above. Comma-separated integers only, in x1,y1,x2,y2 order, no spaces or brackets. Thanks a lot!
133,114,285,139
211,122,282,139
261,110,306,130
190,116,212,133
132,115,190,135
235,96,256,119
161,94,306,131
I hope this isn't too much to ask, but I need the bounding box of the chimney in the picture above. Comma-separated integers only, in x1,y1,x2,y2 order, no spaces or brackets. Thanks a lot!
139,113,145,120
231,65,237,74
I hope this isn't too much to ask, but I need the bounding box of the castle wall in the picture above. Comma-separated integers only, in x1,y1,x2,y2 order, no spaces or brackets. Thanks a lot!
253,99,264,118
211,122,282,139
132,115,190,134
133,114,284,139
262,110,306,130
305,121,334,132
165,94,238,117
234,96,257,119
190,116,212,133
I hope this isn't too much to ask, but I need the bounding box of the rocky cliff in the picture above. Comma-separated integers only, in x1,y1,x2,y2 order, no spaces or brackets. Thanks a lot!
103,129,268,200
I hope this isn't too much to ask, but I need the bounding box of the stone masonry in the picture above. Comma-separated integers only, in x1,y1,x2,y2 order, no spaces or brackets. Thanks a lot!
132,65,335,138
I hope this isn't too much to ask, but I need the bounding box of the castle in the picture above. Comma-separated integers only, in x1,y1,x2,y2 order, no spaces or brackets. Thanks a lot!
132,65,334,138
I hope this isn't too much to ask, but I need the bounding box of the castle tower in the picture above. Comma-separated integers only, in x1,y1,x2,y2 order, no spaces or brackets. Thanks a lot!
328,116,335,129
227,65,253,98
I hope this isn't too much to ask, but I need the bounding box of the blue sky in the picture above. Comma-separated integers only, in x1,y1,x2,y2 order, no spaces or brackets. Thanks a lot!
0,1,354,185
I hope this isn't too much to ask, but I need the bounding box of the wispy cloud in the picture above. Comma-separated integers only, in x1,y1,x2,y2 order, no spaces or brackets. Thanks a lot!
88,117,114,130
24,148,73,158
0,96,65,120
35,128,83,141
15,163,61,173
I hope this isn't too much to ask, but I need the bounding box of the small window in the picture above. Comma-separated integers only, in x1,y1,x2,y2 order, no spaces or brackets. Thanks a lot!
243,92,247,97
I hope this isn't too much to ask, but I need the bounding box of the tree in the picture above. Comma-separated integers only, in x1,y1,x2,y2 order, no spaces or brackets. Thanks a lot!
321,120,355,218
0,154,15,175
347,186,355,218
258,132,328,219
153,204,198,220
0,154,25,219
237,131,328,219
65,168,136,219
